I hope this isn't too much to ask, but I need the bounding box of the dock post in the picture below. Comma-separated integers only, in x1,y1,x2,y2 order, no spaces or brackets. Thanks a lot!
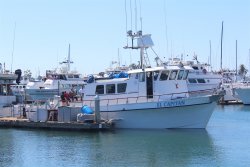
94,95,100,123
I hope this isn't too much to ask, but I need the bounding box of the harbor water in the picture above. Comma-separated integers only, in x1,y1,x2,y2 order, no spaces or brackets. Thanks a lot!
1,104,250,167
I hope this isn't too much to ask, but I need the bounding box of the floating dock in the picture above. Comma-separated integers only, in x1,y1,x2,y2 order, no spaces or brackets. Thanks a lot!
0,95,114,131
0,117,113,131
218,99,243,105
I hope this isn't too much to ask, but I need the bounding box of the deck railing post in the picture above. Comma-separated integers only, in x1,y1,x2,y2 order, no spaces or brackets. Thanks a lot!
94,95,100,123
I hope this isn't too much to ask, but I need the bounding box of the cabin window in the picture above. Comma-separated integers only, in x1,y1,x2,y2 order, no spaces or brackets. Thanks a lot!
139,73,145,82
177,70,184,80
159,70,169,81
192,66,199,70
153,71,160,80
117,83,127,93
188,79,197,83
182,70,189,80
106,84,115,94
169,70,178,80
68,75,74,78
59,75,67,80
96,85,104,94
74,75,80,78
135,74,139,79
197,79,206,83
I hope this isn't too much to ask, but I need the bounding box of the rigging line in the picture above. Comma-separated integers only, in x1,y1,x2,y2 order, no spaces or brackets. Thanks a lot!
150,47,159,57
163,0,169,58
144,48,151,67
124,0,128,45
129,0,133,31
134,0,137,32
11,22,16,73
138,0,142,31
124,0,128,33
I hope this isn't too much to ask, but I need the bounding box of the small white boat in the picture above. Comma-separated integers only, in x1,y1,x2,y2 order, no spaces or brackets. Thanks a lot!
0,64,18,107
220,71,241,103
166,57,222,96
82,31,222,129
25,45,86,101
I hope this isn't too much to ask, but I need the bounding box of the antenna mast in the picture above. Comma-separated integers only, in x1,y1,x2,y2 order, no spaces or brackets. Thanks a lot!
220,21,223,70
236,40,237,77
11,22,16,73
67,44,71,71
209,40,212,71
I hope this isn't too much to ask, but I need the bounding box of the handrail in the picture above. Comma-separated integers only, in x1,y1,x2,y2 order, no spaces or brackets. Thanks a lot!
81,91,191,107
58,89,215,108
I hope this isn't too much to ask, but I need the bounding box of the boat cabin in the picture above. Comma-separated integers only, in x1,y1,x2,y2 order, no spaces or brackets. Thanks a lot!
84,66,191,102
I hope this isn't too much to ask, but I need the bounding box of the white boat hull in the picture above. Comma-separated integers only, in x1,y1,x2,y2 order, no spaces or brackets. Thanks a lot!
234,87,250,105
0,96,16,107
99,95,220,129
25,89,60,101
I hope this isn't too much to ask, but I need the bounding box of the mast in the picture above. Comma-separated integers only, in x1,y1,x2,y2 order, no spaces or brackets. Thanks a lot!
249,49,250,76
124,30,153,69
209,40,212,71
68,44,71,71
236,40,237,77
11,22,16,73
220,21,223,70
59,44,73,72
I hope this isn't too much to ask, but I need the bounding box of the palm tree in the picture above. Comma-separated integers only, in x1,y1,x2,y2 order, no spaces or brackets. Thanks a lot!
238,64,248,78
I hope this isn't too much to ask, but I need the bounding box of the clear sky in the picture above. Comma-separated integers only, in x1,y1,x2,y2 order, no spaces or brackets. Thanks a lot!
1,0,250,77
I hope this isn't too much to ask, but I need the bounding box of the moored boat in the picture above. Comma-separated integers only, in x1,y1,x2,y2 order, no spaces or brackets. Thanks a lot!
25,45,86,101
0,64,18,107
233,82,250,105
82,30,222,129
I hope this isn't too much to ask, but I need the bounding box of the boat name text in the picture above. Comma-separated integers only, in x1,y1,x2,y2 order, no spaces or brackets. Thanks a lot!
157,100,185,108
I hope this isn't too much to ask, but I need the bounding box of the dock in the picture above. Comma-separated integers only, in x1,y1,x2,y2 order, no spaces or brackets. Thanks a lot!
0,95,114,131
0,117,113,131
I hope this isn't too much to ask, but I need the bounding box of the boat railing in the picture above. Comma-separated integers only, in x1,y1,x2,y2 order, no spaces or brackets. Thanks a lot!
188,88,217,95
80,91,190,108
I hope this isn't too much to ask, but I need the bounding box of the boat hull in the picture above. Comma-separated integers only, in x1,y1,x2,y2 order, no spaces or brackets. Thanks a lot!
0,96,16,107
99,95,220,129
234,87,250,105
25,89,60,101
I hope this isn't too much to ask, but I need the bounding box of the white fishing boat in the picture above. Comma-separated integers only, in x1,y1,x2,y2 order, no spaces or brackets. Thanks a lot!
220,70,241,103
0,63,18,107
25,45,86,101
82,30,222,129
10,69,38,102
166,57,222,96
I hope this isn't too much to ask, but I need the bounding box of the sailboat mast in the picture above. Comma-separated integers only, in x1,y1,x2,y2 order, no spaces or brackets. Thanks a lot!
68,44,71,72
11,22,16,73
209,40,212,72
236,40,237,76
220,21,223,70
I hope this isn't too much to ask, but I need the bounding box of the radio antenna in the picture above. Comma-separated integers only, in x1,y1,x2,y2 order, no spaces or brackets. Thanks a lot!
11,22,16,73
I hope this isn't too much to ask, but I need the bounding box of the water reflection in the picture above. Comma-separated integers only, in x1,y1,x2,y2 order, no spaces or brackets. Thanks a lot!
238,105,250,112
86,129,220,167
0,129,220,167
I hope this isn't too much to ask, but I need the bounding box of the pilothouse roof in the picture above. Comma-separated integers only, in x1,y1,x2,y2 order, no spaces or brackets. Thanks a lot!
127,65,192,74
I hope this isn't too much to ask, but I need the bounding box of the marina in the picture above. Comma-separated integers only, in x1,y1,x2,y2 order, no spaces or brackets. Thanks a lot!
1,0,250,166
0,104,250,167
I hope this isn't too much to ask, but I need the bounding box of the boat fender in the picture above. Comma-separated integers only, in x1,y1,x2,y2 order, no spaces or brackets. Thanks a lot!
81,105,93,114
87,75,94,83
